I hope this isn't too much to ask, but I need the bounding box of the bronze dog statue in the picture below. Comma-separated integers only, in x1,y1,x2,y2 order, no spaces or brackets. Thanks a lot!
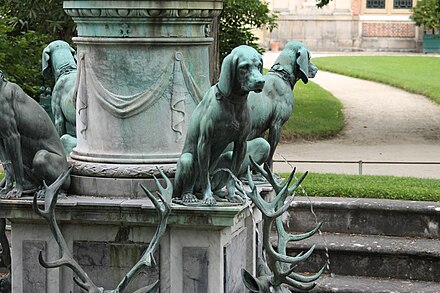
42,40,77,138
248,41,318,168
175,45,265,205
0,71,70,198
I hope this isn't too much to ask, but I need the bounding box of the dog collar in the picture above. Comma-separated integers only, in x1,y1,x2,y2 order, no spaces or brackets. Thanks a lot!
215,85,247,105
55,64,77,82
269,63,295,88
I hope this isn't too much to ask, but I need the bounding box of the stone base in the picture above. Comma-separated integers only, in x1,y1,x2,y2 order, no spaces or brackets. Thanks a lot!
68,159,177,198
0,196,261,293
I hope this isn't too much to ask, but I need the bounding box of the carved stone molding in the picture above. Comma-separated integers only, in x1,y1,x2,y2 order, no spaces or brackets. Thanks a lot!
70,160,176,178
64,8,222,18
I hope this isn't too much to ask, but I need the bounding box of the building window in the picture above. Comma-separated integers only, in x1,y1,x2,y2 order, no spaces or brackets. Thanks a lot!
393,0,412,8
366,0,386,8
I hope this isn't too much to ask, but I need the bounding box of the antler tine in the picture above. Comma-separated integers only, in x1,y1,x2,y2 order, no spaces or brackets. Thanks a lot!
289,265,326,283
276,261,325,288
265,171,308,219
284,276,317,291
249,157,283,193
33,171,102,293
287,171,308,195
245,185,273,217
33,168,72,218
272,170,296,210
268,244,316,266
153,167,173,205
115,173,172,293
276,218,322,256
246,166,255,191
287,222,322,242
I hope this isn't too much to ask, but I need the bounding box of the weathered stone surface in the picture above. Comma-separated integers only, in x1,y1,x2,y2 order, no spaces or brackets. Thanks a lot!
224,229,247,293
312,274,440,293
182,247,209,292
288,196,440,238
22,240,47,293
73,241,159,293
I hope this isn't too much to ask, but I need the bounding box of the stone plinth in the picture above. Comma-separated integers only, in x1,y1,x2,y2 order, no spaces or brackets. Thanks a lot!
64,0,222,197
0,198,260,293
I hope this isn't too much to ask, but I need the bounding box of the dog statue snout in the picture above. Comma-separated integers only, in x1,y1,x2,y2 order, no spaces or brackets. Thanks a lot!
309,63,318,78
254,78,265,93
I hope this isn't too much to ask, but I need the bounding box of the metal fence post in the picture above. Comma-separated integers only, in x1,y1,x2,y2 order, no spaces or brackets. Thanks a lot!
359,160,363,175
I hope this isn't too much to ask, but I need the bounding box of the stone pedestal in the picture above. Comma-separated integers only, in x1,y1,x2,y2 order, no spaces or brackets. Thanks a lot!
64,0,222,197
0,197,261,293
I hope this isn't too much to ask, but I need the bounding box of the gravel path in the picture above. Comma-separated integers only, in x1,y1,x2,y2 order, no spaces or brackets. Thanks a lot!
263,52,440,178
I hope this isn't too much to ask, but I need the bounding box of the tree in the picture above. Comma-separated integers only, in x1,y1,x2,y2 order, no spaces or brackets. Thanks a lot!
1,0,75,40
219,0,278,62
0,16,52,98
411,0,440,34
0,1,75,99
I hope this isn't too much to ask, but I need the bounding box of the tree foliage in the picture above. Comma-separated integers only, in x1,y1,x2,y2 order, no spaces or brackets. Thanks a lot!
411,0,440,33
0,1,75,99
1,0,75,40
0,16,52,98
219,0,278,61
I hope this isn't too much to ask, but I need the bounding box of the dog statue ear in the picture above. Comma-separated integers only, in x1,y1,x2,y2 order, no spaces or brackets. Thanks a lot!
296,48,310,84
42,45,52,80
218,52,238,97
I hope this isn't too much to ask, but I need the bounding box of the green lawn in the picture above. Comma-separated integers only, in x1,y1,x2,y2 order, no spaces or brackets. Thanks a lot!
282,81,344,141
312,56,440,104
283,172,440,202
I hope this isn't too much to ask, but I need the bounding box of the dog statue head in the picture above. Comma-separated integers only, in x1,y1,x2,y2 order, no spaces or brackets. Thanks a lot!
275,41,317,85
42,40,77,81
218,45,265,97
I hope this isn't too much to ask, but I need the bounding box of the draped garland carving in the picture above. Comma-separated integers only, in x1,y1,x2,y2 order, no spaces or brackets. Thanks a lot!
74,52,202,139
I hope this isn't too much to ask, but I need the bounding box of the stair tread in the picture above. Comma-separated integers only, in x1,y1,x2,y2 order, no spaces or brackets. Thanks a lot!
311,274,440,293
291,196,440,214
279,232,440,257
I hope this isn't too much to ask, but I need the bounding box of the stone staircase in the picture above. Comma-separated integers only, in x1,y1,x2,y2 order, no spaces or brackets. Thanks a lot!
284,196,440,292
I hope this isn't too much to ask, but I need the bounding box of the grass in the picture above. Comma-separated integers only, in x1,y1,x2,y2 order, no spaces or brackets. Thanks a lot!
282,172,440,202
312,56,440,104
282,81,344,141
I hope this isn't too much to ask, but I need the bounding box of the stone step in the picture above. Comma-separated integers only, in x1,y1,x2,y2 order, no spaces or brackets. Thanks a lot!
279,233,440,282
287,196,440,238
310,274,440,292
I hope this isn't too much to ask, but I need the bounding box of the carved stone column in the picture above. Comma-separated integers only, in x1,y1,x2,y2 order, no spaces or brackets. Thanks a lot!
64,1,222,197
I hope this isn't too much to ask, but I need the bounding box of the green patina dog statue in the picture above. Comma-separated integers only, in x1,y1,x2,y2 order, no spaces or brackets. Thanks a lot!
0,71,70,198
248,41,318,168
42,40,78,154
175,45,266,205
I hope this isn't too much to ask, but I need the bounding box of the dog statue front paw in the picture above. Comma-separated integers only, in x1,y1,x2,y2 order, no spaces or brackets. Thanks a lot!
182,193,199,204
0,185,13,198
2,187,23,199
226,194,244,204
203,196,217,206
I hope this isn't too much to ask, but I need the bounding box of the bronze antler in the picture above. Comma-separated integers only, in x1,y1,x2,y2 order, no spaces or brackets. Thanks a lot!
33,168,172,293
241,158,325,292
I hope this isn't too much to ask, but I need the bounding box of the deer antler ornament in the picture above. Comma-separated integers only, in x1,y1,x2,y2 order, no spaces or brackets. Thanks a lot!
33,168,172,293
241,158,325,292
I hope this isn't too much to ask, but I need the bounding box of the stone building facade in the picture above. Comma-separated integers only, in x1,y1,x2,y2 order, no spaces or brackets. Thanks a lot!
258,0,422,52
